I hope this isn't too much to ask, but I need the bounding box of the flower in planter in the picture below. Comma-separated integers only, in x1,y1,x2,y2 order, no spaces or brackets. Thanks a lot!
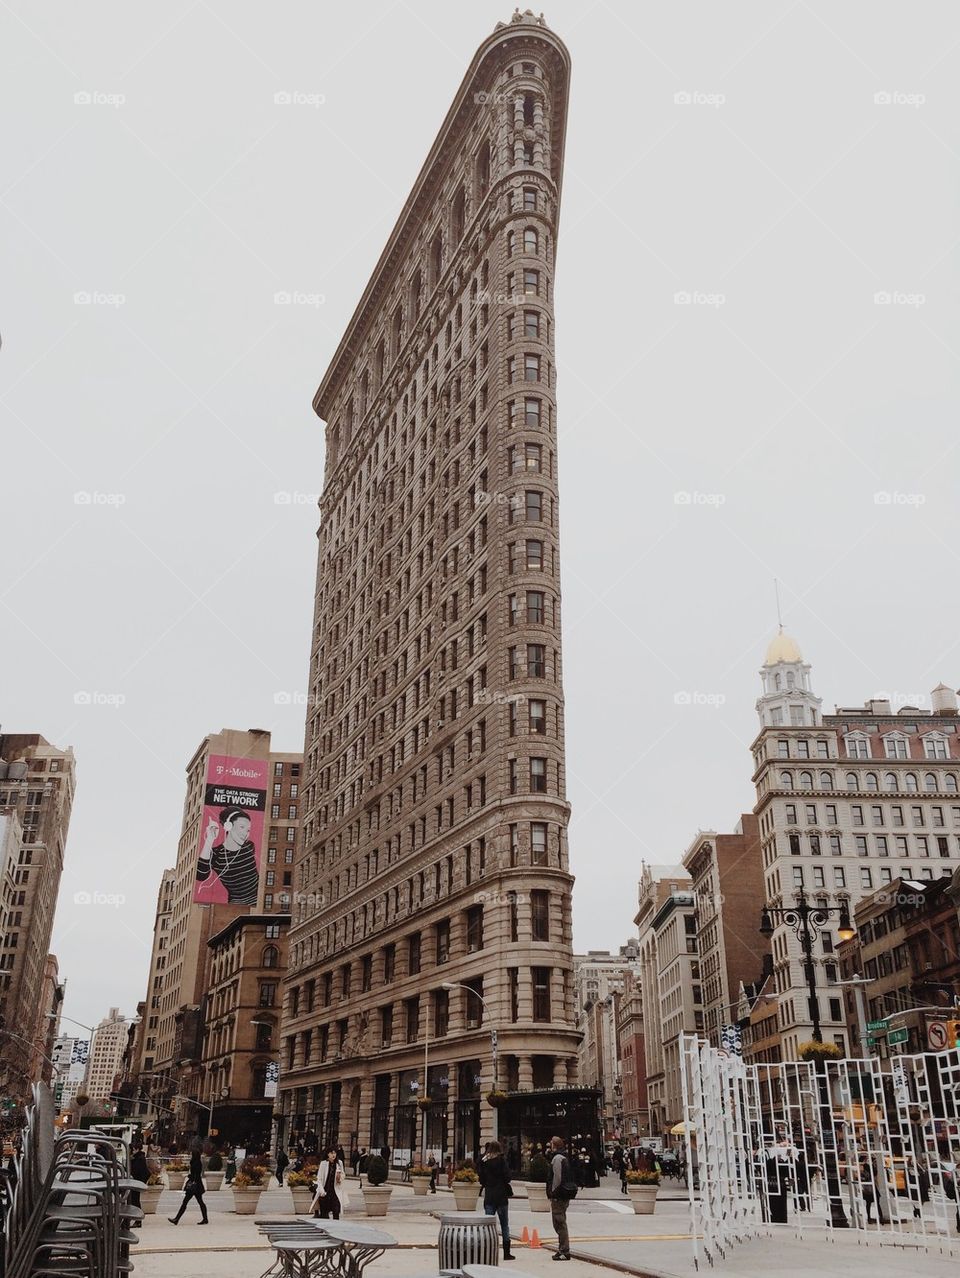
145,1173,164,1187
286,1170,315,1188
453,1165,479,1184
233,1159,267,1187
485,1090,508,1108
527,1153,551,1183
410,1165,432,1176
416,1096,432,1111
625,1170,661,1186
364,1155,389,1186
797,1040,842,1061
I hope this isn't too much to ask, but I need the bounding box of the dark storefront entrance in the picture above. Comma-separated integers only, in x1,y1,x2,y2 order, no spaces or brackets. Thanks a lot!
497,1088,603,1175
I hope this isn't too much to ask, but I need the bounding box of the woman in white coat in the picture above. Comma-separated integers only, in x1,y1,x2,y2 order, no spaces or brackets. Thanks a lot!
311,1147,349,1219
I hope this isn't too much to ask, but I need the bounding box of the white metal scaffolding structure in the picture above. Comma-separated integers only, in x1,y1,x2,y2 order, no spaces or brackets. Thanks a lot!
680,1034,960,1269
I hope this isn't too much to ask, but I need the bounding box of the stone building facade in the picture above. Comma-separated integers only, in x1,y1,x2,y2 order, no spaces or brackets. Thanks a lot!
573,944,640,1140
197,913,290,1148
0,733,75,1099
753,630,960,1058
616,970,647,1141
636,866,701,1142
682,816,765,1049
279,12,578,1165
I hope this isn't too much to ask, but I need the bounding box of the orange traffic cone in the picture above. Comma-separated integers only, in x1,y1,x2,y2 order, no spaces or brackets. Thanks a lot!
520,1226,530,1244
530,1229,541,1250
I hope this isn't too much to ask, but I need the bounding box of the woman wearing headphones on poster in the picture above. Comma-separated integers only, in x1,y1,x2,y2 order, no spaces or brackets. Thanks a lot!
195,807,260,904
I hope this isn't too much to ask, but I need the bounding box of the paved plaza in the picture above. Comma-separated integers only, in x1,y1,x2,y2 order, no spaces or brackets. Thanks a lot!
128,1173,960,1278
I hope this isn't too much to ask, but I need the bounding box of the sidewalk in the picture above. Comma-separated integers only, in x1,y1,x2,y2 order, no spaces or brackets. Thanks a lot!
129,1178,960,1278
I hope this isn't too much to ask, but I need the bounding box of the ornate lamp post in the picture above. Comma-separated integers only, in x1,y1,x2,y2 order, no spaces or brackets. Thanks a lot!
759,890,855,1227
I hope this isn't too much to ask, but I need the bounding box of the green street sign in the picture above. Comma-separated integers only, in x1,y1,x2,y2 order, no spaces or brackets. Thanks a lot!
888,1028,909,1046
867,1020,888,1032
865,1036,878,1047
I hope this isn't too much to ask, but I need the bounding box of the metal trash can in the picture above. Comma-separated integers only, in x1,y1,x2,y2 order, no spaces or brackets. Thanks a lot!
438,1213,499,1271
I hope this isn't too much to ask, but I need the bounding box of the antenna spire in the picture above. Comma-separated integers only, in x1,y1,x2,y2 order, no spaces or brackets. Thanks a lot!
774,578,783,631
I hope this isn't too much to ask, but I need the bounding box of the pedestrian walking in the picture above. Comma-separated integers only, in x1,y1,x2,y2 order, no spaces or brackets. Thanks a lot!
428,1154,438,1193
479,1141,515,1260
794,1149,810,1212
547,1135,576,1261
168,1146,208,1225
350,1147,361,1175
445,1155,454,1188
908,1155,930,1219
275,1147,289,1186
860,1154,886,1225
765,1137,794,1224
311,1146,349,1219
612,1146,627,1196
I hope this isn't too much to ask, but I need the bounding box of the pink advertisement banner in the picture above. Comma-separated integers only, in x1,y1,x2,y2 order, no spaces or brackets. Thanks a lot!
193,754,268,905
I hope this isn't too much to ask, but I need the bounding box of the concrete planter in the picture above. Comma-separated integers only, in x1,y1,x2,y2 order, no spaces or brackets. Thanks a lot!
526,1182,550,1212
452,1182,481,1211
140,1187,163,1215
205,1171,224,1191
232,1186,265,1215
290,1187,314,1213
166,1171,186,1192
362,1185,393,1216
627,1184,659,1214
412,1175,431,1196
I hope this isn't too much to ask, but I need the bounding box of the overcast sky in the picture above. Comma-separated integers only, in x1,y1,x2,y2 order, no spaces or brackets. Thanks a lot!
3,1,960,1031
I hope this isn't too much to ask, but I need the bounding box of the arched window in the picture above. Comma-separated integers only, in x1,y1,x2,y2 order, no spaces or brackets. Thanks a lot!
375,338,385,385
409,270,422,323
452,185,466,242
946,773,958,793
884,772,898,792
780,771,794,790
506,230,516,256
799,771,813,789
906,773,919,793
476,139,490,196
787,671,795,688
846,772,858,790
524,227,538,254
819,771,833,789
774,674,782,690
263,945,279,969
865,772,879,792
391,305,403,358
925,772,938,793
429,232,443,287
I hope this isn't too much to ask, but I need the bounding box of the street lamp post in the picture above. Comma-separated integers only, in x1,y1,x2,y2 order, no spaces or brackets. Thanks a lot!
442,981,498,1139
759,890,855,1228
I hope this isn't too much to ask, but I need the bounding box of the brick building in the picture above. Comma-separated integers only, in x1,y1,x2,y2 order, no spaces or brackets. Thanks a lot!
142,729,301,1144
573,944,640,1140
682,817,766,1048
0,733,75,1099
616,970,647,1142
752,632,960,1058
279,12,580,1166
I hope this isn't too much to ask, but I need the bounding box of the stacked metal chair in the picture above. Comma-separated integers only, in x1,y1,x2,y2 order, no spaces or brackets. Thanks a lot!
2,1084,144,1278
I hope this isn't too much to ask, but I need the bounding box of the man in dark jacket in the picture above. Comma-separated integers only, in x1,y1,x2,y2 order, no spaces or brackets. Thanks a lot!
479,1141,514,1259
547,1136,572,1261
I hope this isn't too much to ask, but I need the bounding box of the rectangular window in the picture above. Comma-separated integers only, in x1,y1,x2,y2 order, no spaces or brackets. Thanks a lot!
465,979,485,1027
531,822,548,865
530,757,547,792
381,1005,393,1047
408,933,421,975
526,590,545,623
405,996,420,1043
529,699,546,734
532,967,551,1022
531,889,550,941
465,905,484,952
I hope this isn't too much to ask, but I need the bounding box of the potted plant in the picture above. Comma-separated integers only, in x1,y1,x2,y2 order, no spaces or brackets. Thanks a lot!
625,1169,660,1214
416,1096,432,1112
166,1158,189,1192
140,1172,164,1215
362,1154,392,1216
204,1151,224,1191
232,1159,267,1214
797,1040,843,1062
287,1168,316,1213
486,1090,508,1108
526,1151,551,1212
452,1164,480,1211
410,1164,432,1196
